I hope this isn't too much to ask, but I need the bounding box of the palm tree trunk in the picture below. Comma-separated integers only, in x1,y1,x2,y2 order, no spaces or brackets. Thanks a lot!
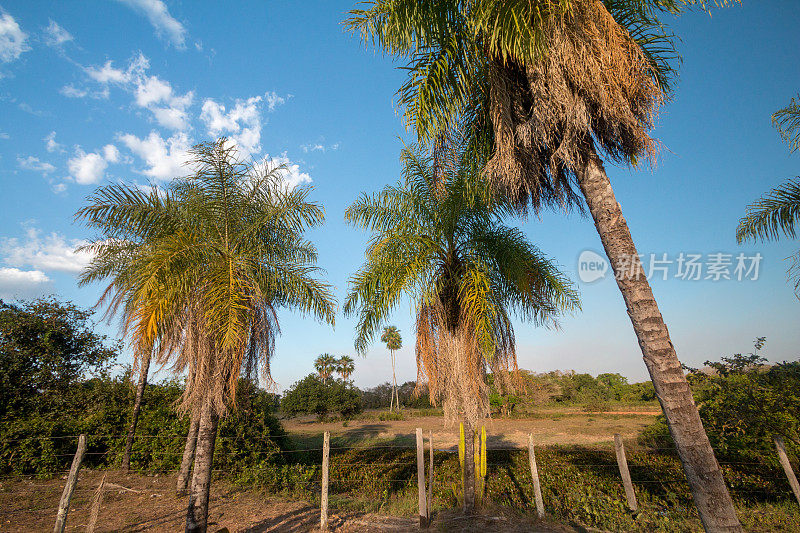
576,143,742,532
462,421,476,514
185,398,219,533
391,350,398,411
176,414,200,496
122,353,151,471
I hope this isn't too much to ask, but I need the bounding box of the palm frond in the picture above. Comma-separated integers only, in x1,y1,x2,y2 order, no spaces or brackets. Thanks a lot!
772,96,800,153
737,178,800,243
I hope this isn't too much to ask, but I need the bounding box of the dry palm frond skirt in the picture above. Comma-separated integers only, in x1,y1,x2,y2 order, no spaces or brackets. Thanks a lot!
145,295,279,419
415,302,520,428
485,0,664,211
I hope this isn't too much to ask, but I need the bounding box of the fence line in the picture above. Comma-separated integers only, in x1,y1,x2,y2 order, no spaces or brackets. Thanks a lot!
2,429,799,532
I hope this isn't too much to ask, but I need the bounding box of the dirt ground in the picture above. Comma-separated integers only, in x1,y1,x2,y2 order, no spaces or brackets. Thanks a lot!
0,412,655,531
283,410,658,449
0,470,581,532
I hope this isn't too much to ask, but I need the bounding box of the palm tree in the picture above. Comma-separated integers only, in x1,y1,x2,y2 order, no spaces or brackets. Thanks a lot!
337,355,356,381
121,352,151,470
76,139,336,533
344,141,579,511
380,326,402,411
314,353,338,384
737,97,800,297
346,2,743,529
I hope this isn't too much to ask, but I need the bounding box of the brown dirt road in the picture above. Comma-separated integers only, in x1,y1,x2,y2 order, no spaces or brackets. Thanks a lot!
283,411,658,449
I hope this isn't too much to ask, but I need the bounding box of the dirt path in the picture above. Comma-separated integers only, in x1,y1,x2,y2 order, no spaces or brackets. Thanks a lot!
283,412,657,449
0,471,577,532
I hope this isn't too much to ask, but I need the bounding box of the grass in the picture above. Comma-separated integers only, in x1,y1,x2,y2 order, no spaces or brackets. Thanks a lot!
230,431,800,532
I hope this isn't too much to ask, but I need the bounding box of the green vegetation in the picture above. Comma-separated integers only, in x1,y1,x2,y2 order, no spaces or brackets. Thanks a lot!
642,338,800,463
234,435,799,533
280,374,362,420
3,299,799,532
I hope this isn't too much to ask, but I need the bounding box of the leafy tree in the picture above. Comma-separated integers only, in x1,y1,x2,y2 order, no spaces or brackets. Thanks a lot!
0,297,119,419
738,97,800,298
344,141,578,510
76,139,336,533
336,355,355,381
281,374,362,419
346,1,743,527
380,325,402,411
644,338,800,465
314,353,338,384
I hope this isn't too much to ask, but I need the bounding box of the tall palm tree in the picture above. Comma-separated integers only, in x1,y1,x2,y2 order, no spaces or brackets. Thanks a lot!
737,97,800,297
337,355,356,381
380,326,402,411
76,139,336,533
346,1,743,529
121,352,151,470
344,141,579,511
314,353,338,383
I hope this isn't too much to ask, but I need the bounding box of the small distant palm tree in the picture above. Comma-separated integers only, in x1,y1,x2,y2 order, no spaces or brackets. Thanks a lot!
77,139,335,533
337,355,355,381
314,353,337,384
737,96,800,297
380,326,402,411
344,141,578,510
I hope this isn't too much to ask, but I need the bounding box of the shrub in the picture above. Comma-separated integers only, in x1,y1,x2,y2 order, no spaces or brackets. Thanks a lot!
281,374,362,419
642,338,800,463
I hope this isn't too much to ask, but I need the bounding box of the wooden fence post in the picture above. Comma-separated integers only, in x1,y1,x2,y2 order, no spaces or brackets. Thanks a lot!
416,428,428,528
528,434,544,518
427,430,433,519
774,436,800,505
614,434,638,512
320,431,330,531
53,434,87,533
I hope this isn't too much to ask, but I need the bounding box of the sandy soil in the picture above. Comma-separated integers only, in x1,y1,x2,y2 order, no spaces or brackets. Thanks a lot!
283,411,658,449
0,471,579,532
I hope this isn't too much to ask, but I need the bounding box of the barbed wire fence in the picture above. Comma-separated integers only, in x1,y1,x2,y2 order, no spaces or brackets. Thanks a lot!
1,428,798,531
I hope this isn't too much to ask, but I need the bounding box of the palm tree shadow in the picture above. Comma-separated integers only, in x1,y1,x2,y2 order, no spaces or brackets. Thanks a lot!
241,504,318,532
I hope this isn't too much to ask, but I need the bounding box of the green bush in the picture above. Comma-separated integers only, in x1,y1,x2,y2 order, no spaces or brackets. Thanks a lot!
642,338,800,464
281,374,362,419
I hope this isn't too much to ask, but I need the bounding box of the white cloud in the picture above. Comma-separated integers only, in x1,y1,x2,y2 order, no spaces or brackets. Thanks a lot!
68,149,107,185
265,91,286,112
2,226,91,274
84,54,192,131
200,96,264,157
44,131,63,153
67,144,120,185
117,0,187,49
43,20,73,47
103,144,120,163
17,156,56,175
118,130,190,181
60,84,85,97
134,75,172,107
255,154,312,190
0,11,29,63
0,132,10,139
301,142,339,154
85,53,148,84
0,268,51,300
60,84,109,100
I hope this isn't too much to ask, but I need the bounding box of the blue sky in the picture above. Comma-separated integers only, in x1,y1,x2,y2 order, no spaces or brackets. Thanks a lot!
0,1,798,391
